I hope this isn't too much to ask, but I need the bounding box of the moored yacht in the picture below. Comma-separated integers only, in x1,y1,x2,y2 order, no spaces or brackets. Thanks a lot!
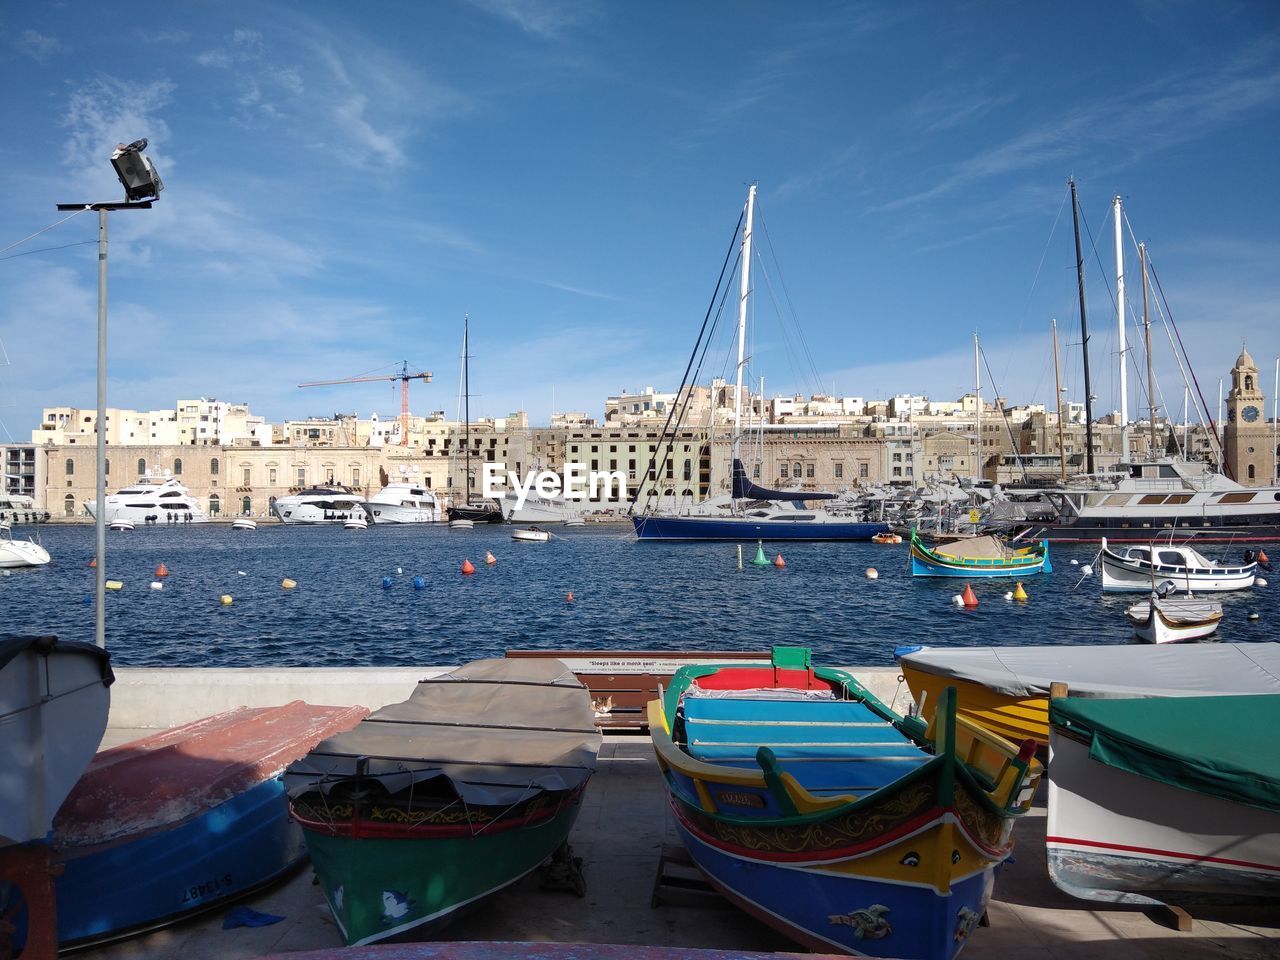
271,486,366,524
361,482,441,524
86,474,207,525
497,489,594,524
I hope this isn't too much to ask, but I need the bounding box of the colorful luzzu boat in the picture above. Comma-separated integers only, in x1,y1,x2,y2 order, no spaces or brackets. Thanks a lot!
285,658,601,946
649,647,1042,959
909,529,1050,578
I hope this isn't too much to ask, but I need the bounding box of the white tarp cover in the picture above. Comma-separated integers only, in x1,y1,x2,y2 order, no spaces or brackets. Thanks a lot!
897,643,1280,699
285,658,601,806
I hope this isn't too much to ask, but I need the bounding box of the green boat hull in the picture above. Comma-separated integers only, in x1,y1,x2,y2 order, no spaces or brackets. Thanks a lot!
303,798,584,946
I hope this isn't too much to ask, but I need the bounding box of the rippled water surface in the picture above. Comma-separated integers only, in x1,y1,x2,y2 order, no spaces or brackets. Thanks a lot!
4,523,1276,667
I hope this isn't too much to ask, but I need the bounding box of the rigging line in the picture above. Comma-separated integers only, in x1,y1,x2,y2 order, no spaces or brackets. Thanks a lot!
751,246,807,398
979,345,1028,483
755,206,823,391
1003,187,1071,388
0,239,97,262
0,208,91,256
635,205,744,513
1148,258,1223,463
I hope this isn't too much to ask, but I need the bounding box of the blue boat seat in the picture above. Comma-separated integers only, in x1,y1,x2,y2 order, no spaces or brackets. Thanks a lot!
682,695,930,796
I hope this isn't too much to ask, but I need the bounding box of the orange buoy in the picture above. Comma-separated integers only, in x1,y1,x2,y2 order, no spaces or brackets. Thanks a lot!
961,583,979,607
88,557,97,568
1259,549,1270,566
484,551,497,566
461,559,475,575
773,554,786,568
566,591,574,602
155,563,169,578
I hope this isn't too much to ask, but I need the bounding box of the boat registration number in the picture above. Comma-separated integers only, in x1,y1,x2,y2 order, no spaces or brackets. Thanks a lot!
181,873,234,903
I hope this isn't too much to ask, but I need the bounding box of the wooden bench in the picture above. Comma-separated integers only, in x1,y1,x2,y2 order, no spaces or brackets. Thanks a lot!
505,650,771,730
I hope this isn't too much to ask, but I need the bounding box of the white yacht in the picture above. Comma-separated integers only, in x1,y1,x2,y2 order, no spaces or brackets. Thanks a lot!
0,523,50,568
271,486,366,524
361,482,442,524
497,489,594,524
0,493,48,525
86,474,208,525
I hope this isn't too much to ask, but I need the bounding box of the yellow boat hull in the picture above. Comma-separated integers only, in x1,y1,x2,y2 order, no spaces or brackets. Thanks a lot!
901,664,1050,746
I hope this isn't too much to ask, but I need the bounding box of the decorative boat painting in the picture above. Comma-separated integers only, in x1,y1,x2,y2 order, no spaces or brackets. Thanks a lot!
649,647,1042,959
909,529,1050,578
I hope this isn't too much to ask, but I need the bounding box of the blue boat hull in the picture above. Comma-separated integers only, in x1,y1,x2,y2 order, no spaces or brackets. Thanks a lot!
909,555,1051,577
53,777,305,947
632,515,889,541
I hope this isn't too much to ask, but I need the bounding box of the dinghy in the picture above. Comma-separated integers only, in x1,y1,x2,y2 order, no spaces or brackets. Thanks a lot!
511,526,550,543
1125,593,1223,644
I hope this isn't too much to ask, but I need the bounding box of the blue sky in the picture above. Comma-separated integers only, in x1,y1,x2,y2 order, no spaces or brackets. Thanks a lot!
1,1,1278,440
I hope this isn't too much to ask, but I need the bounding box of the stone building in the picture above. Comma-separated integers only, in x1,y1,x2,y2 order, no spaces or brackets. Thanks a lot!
1223,347,1273,486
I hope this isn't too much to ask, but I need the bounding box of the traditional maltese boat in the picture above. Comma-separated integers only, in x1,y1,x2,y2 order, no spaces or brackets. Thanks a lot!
909,528,1050,578
285,658,601,946
1047,693,1280,908
1100,537,1256,593
649,647,1041,959
1125,594,1223,644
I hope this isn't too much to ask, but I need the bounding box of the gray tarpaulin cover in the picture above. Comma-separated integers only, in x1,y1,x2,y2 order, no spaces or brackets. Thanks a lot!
897,642,1280,699
285,658,601,806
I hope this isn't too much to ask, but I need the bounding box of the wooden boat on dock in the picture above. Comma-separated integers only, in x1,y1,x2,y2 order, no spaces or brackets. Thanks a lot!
1100,537,1256,593
30,700,368,949
895,643,1280,746
285,658,602,946
1047,693,1280,907
908,528,1050,578
649,647,1042,959
1125,594,1223,644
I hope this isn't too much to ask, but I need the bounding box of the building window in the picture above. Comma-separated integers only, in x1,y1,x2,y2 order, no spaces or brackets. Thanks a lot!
137,458,146,476
834,462,843,479
64,494,75,517
269,467,277,485
65,458,74,476
104,458,110,475
352,467,360,487
210,458,219,476
209,494,220,515
174,458,183,476
243,467,251,485
297,467,306,485
683,460,691,481
793,462,801,477
241,496,252,515
806,463,814,478
753,463,761,478
780,463,789,479
1248,464,1256,480
860,462,869,479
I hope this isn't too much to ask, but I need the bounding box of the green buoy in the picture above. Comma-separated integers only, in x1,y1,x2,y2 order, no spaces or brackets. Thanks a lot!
751,541,770,566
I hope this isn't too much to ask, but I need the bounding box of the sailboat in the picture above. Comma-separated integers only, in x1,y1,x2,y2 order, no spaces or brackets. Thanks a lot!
446,315,502,525
631,185,889,541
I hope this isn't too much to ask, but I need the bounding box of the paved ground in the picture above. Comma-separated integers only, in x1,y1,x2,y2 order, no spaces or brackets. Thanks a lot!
75,732,1279,960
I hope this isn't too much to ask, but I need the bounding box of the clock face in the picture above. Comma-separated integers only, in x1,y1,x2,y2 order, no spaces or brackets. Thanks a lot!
1243,405,1260,423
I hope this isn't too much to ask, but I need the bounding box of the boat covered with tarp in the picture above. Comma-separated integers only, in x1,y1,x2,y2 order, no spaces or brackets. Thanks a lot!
896,642,1280,745
909,528,1050,577
650,647,1042,959
1047,693,1280,906
285,658,601,946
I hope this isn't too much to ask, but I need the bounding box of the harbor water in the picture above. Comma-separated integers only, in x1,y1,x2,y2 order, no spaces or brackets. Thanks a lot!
4,523,1277,667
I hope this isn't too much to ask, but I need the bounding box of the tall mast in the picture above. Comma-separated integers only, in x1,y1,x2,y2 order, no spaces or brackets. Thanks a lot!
1070,178,1096,474
732,184,756,476
1052,319,1067,483
463,314,470,504
1140,243,1157,459
1113,195,1128,461
973,333,982,482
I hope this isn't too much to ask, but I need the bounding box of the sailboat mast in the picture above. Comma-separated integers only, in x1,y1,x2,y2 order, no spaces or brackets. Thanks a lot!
1141,243,1157,459
1052,319,1067,483
463,315,470,504
973,333,982,483
732,184,756,473
1070,178,1096,474
1114,195,1128,461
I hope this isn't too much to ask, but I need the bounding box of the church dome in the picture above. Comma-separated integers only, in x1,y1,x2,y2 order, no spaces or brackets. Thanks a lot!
1235,346,1256,371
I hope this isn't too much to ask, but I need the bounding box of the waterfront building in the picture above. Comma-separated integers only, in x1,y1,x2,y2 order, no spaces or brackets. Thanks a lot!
1223,347,1273,486
2,443,40,501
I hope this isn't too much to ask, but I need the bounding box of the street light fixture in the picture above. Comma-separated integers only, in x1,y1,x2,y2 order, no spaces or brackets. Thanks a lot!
57,139,163,649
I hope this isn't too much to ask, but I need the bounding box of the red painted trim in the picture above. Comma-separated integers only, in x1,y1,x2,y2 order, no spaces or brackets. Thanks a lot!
1046,836,1280,873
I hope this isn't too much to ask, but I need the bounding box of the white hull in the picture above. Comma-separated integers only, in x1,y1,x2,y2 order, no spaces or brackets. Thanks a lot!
511,528,550,542
86,475,208,525
231,519,257,531
1100,539,1255,593
1047,726,1280,905
362,483,442,524
1125,598,1223,644
497,491,594,524
343,518,369,530
0,529,50,568
272,488,366,524
449,519,474,530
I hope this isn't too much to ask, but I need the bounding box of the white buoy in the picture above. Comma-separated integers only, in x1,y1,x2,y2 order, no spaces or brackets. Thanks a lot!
237,570,247,576
865,567,879,579
1070,559,1079,565
1004,592,1013,601
396,566,403,574
1257,577,1268,587
1080,564,1093,576
1249,612,1261,620
952,594,965,607
150,581,163,591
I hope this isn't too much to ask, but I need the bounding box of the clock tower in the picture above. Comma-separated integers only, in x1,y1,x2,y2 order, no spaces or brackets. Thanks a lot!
1224,347,1269,485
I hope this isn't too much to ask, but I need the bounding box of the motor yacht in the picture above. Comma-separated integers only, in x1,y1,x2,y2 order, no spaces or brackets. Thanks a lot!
86,474,207,525
361,482,442,524
271,486,366,524
0,524,51,568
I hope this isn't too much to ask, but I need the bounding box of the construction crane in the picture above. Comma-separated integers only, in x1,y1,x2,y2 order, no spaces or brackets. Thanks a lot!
299,361,432,446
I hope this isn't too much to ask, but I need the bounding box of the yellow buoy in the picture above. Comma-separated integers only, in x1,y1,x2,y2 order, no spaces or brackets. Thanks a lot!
220,594,233,605
1013,581,1028,602
105,580,123,591
281,578,297,590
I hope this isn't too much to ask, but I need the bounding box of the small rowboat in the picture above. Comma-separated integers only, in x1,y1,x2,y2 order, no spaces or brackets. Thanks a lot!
1100,537,1255,593
108,519,135,532
909,527,1050,578
230,518,257,531
871,532,902,544
1125,594,1223,644
343,517,368,530
512,526,550,543
448,518,475,531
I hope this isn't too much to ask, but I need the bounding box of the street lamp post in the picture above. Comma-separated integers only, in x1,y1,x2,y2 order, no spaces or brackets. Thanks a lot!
57,139,163,649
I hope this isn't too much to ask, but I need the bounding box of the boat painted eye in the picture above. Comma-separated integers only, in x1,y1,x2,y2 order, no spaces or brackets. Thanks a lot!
899,852,920,867
951,850,961,864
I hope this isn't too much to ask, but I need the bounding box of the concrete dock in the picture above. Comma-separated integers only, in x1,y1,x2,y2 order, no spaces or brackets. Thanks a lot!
69,668,1280,960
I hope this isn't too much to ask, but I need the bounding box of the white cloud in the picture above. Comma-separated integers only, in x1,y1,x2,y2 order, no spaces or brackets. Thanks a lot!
16,29,63,62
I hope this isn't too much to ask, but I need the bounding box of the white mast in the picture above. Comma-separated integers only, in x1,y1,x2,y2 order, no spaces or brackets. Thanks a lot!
1114,195,1128,461
1274,358,1279,485
732,184,756,475
973,333,982,482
